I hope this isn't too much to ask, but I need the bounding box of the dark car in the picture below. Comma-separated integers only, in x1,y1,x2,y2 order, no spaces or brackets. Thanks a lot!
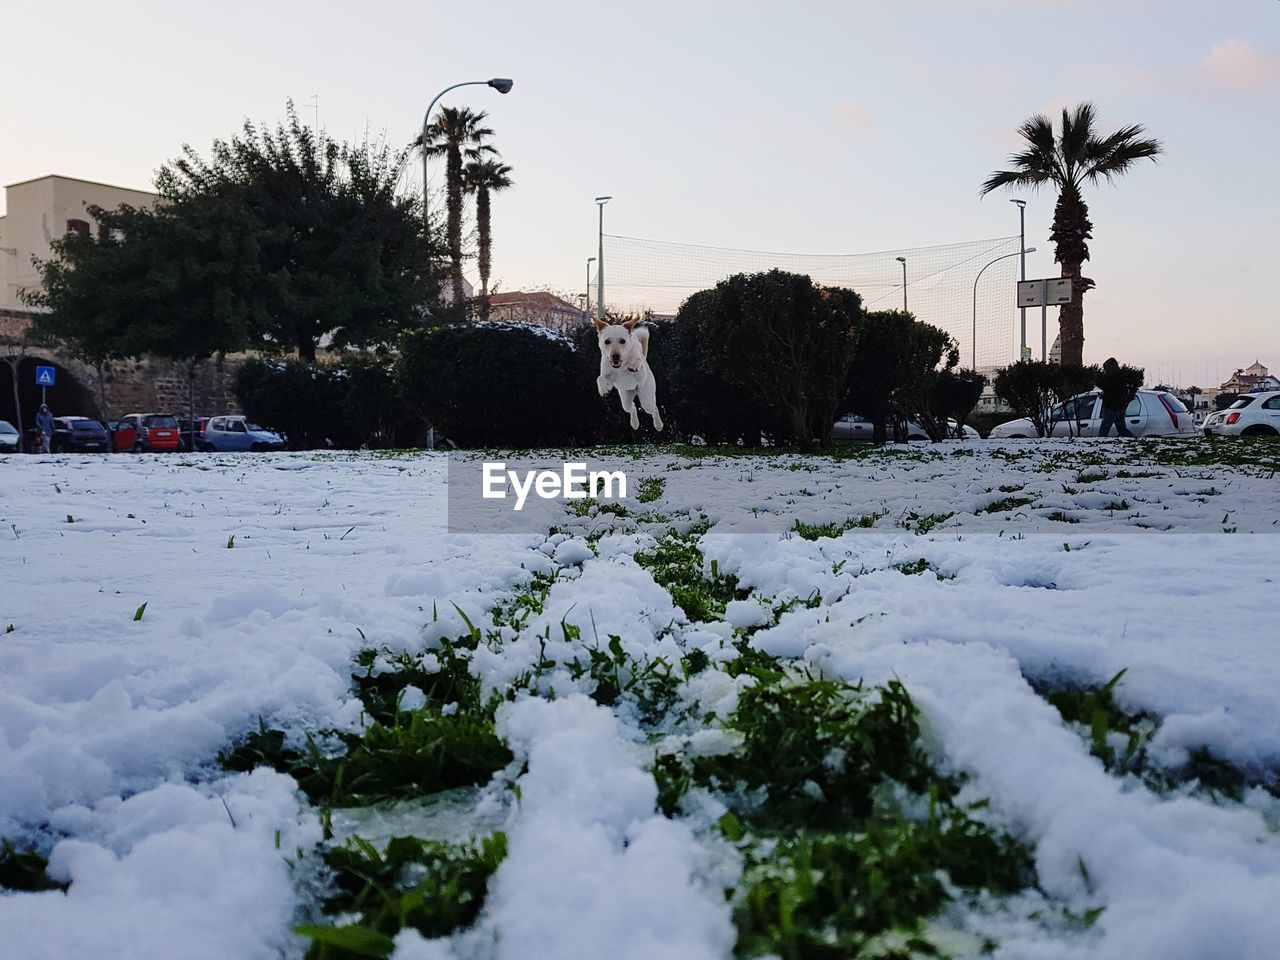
176,416,211,452
50,416,110,453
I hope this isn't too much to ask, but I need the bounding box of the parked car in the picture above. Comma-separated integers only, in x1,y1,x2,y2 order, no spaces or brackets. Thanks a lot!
112,413,182,452
0,419,19,453
833,413,980,442
1202,391,1280,437
988,389,1195,439
200,415,285,452
49,416,110,453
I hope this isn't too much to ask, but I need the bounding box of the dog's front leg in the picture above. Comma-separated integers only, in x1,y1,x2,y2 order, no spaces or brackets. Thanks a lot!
597,374,612,397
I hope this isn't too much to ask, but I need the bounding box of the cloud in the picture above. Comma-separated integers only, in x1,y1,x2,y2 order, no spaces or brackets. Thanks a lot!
834,101,875,133
1192,39,1280,93
1072,39,1279,99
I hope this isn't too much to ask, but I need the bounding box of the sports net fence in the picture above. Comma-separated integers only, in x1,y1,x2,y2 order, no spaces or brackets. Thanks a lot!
602,234,1025,372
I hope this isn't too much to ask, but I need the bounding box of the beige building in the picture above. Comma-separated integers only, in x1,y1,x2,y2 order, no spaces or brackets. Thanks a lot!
0,174,155,310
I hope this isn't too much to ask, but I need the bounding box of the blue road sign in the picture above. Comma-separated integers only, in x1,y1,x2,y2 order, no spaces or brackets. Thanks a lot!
35,365,56,387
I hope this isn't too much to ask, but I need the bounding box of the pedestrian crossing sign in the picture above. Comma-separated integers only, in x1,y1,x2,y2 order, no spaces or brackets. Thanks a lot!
35,365,56,387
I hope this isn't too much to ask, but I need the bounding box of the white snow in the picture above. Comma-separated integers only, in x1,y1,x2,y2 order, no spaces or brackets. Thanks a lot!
2,440,1278,959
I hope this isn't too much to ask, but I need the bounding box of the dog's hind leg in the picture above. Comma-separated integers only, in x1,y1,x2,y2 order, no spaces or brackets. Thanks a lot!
638,377,663,432
619,389,641,430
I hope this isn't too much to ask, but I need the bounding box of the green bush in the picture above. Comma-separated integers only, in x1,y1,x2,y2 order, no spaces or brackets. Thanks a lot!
398,322,596,448
234,355,420,449
648,297,779,445
680,271,861,449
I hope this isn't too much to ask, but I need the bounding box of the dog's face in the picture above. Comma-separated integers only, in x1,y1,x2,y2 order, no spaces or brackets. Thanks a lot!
593,318,641,370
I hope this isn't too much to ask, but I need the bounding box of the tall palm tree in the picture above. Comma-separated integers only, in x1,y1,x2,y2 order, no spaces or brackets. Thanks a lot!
423,107,497,310
980,103,1162,366
464,158,514,321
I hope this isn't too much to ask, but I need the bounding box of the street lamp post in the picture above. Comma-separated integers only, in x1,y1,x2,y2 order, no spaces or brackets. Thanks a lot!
585,256,596,320
421,78,513,277
1010,199,1027,358
972,247,1036,370
895,256,907,312
595,197,612,322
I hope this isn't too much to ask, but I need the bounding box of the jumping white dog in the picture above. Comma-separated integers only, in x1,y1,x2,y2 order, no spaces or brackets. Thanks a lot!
593,317,663,432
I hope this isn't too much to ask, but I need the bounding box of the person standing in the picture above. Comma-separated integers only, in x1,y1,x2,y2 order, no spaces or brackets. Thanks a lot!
1096,358,1133,437
34,403,54,453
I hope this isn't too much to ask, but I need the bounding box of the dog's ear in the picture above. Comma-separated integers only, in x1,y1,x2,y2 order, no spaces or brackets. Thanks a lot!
592,318,608,331
622,318,640,332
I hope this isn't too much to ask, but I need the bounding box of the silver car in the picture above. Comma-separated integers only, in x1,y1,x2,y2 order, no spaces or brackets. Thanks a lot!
1202,392,1280,437
833,414,980,441
989,389,1195,439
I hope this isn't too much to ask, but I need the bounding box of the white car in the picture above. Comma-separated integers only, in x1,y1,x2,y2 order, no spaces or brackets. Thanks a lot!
1202,391,1280,437
0,419,19,453
989,388,1196,439
833,413,980,441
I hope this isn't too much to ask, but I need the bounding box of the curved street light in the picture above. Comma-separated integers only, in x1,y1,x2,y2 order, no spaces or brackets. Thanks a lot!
973,247,1036,370
895,256,907,312
421,78,514,259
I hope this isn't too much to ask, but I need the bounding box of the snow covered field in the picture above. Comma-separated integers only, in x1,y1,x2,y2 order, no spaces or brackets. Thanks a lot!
2,440,1278,960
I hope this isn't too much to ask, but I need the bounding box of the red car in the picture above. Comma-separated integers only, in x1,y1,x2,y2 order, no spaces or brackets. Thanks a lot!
112,413,181,453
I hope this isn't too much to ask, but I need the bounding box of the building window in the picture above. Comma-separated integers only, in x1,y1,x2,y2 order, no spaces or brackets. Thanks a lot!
66,218,90,238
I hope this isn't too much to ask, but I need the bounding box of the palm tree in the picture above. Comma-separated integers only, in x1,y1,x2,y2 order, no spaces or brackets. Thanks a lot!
464,158,514,321
423,107,497,310
980,103,1162,367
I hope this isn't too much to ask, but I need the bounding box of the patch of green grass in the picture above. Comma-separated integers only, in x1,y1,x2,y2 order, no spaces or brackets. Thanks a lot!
0,838,68,893
298,832,506,960
636,476,665,503
733,807,1033,960
653,662,1035,958
634,531,743,622
791,511,886,540
1033,669,1152,774
1045,511,1080,524
898,511,954,535
1101,499,1131,512
219,644,511,808
568,633,681,727
1030,669,1274,801
661,673,940,827
894,558,933,576
979,496,1036,515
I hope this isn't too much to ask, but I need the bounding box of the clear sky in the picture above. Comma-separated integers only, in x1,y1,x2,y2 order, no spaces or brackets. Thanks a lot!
3,0,1276,386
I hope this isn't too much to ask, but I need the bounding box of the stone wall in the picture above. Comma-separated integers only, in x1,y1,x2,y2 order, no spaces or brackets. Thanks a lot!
1,308,245,419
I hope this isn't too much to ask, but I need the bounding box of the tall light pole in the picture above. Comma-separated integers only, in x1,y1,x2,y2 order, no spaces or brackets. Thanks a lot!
1010,199,1027,358
895,256,907,312
973,247,1036,370
421,78,513,275
595,196,612,322
585,256,596,320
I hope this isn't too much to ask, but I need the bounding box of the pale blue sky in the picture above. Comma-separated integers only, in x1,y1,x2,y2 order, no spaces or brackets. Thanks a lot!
3,0,1276,384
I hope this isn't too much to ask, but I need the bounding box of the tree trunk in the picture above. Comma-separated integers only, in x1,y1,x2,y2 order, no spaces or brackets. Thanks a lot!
447,144,465,310
96,359,109,421
477,186,492,322
5,359,22,453
298,336,316,364
1049,185,1093,368
188,360,198,451
1057,262,1087,368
